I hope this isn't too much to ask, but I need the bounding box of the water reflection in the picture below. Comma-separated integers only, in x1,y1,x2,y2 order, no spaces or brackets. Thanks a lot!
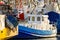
8,35,60,40
28,37,57,40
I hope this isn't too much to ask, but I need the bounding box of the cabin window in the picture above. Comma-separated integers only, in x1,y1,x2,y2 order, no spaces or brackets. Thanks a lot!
37,17,40,21
28,16,30,21
42,16,44,21
32,16,35,21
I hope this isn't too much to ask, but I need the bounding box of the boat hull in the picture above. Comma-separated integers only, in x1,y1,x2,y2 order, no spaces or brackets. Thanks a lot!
18,25,57,37
20,30,56,38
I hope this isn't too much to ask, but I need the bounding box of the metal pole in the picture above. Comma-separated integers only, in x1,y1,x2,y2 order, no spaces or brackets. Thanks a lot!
13,0,16,9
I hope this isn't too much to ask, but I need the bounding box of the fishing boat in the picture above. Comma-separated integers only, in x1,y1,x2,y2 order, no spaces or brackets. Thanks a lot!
18,14,57,37
17,0,57,38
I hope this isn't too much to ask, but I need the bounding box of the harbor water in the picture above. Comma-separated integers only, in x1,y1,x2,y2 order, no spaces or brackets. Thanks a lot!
7,31,60,40
8,34,60,40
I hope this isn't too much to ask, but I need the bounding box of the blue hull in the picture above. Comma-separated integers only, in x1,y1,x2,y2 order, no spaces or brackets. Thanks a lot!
11,28,39,38
18,25,53,35
13,31,39,38
12,25,55,38
13,25,56,38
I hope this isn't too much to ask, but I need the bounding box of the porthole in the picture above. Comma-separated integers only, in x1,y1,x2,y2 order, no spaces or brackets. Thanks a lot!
37,17,40,21
32,16,35,21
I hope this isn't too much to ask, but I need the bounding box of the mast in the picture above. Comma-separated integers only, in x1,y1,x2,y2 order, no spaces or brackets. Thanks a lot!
20,0,23,10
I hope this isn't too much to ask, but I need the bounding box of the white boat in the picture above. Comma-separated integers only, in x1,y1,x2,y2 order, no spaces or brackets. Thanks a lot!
18,13,57,37
18,0,57,37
